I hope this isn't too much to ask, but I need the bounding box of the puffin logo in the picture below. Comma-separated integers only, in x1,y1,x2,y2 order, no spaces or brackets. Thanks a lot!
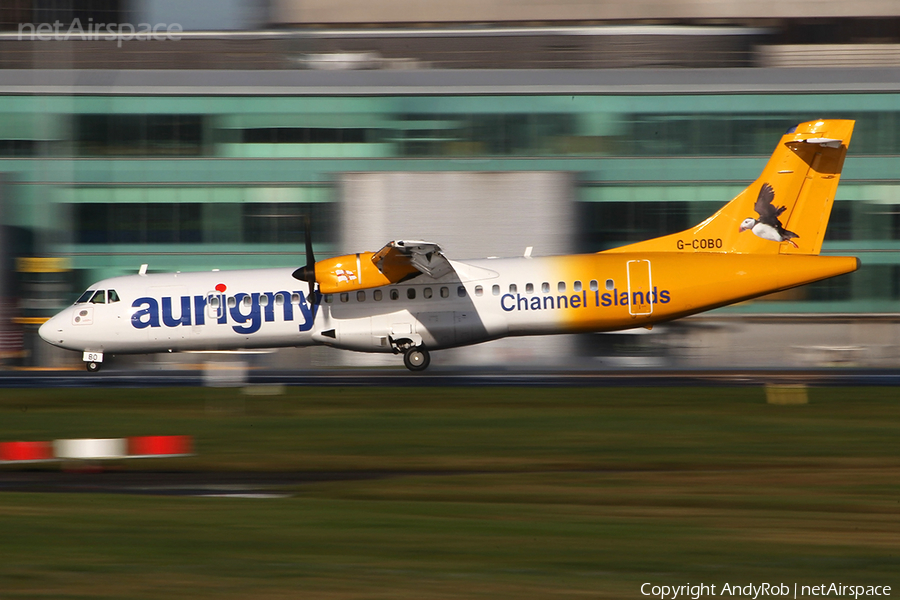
130,286,317,334
739,182,799,247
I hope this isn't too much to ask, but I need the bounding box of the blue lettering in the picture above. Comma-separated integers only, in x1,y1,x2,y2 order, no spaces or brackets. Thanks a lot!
660,290,671,303
570,294,581,309
263,293,276,322
601,292,612,307
193,295,206,326
262,291,296,323
131,297,160,329
517,294,529,311
619,291,629,305
530,296,541,310
230,292,262,334
557,295,568,309
162,296,192,327
500,293,515,312
297,290,318,332
632,291,644,306
543,296,555,310
217,294,228,324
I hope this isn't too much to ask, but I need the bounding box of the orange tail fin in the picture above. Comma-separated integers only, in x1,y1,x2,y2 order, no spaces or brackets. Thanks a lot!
604,119,854,256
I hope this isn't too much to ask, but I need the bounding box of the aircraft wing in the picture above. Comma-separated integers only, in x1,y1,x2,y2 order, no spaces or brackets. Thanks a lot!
372,240,455,279
313,239,457,294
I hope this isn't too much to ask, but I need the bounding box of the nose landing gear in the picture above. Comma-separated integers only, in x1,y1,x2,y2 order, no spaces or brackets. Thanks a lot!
83,351,103,373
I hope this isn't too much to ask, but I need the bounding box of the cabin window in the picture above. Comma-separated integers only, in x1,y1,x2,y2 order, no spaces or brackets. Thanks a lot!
209,296,220,308
475,285,483,297
340,293,349,303
324,294,333,303
76,290,95,304
407,288,416,300
541,282,550,294
242,295,252,308
557,282,566,293
357,291,366,302
458,286,467,297
274,294,285,305
291,293,301,304
573,281,582,292
227,296,236,308
525,283,534,294
589,280,598,292
492,285,500,296
107,290,120,303
605,279,614,291
440,287,449,298
90,290,106,304
509,284,517,294
259,294,269,307
374,289,383,301
423,287,433,299
390,289,399,300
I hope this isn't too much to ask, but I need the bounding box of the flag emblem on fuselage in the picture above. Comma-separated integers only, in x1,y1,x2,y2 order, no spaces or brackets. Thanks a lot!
335,269,357,284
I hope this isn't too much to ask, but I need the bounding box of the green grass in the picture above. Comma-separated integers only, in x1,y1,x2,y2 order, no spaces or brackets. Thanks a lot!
0,386,898,598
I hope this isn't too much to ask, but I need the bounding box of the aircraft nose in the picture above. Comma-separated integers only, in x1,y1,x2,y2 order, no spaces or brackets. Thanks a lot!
39,314,64,347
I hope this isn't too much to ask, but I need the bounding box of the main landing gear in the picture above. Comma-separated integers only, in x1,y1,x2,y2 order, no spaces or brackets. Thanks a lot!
391,336,431,372
402,346,430,372
86,361,102,373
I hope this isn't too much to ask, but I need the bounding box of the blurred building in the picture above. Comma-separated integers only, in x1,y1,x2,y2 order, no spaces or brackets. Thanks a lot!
0,0,899,368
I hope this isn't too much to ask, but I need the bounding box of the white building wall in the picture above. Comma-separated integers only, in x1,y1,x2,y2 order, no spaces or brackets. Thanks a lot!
339,171,579,369
271,0,900,25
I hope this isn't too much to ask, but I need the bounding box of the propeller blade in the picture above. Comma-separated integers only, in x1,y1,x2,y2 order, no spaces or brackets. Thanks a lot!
291,215,317,303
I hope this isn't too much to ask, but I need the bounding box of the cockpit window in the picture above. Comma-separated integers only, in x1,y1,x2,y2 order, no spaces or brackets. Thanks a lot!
90,290,107,304
108,290,120,303
76,290,95,304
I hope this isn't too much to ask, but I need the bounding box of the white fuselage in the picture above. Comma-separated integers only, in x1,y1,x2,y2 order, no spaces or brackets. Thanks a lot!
38,249,861,366
40,257,572,357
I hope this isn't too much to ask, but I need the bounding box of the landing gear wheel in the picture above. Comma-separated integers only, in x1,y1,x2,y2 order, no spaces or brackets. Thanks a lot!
86,361,101,373
403,347,430,372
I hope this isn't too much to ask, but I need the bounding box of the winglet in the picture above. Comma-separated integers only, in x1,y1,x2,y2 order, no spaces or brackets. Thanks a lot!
604,119,854,256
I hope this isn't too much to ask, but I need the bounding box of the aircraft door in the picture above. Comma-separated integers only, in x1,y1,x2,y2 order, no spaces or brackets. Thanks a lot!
626,260,653,316
206,292,224,321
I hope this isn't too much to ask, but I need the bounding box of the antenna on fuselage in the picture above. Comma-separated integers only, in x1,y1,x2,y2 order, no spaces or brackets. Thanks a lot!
291,215,317,304
138,264,148,275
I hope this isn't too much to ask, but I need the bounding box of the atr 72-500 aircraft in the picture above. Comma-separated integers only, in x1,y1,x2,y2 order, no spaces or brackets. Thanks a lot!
40,119,859,372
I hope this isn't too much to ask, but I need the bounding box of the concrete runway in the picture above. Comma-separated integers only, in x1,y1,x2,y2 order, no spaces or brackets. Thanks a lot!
3,368,900,388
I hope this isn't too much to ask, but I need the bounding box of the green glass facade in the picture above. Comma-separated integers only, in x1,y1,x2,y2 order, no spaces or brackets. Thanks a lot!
3,91,899,313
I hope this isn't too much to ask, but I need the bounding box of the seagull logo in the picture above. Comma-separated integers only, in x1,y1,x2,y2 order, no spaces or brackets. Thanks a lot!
739,182,799,248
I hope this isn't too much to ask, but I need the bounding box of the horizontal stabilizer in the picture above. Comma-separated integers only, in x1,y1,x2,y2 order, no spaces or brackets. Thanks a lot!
801,137,842,148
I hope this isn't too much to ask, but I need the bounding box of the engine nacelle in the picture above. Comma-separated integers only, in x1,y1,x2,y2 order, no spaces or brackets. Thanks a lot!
315,251,419,294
